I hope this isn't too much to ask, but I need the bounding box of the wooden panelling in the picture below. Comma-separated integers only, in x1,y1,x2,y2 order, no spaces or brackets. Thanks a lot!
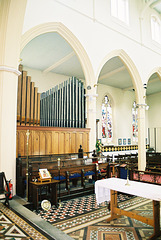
19,131,26,156
46,132,52,154
16,131,18,156
16,126,90,157
83,133,89,152
52,132,59,154
28,131,32,155
40,131,46,155
65,133,70,153
33,131,40,155
59,132,65,154
71,133,76,153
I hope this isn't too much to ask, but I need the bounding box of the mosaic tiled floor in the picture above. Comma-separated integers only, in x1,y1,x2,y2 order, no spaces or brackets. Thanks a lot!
36,193,134,224
0,202,54,240
68,201,161,240
34,192,161,239
36,193,149,233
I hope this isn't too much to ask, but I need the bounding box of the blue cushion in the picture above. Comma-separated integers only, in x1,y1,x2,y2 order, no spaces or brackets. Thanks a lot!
69,173,81,179
84,171,95,176
54,175,66,180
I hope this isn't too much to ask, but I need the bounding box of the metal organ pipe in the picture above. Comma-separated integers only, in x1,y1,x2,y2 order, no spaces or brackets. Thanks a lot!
40,77,86,128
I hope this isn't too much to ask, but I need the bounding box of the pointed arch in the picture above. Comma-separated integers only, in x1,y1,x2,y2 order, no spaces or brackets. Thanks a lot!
21,22,95,87
96,49,144,103
147,67,161,81
102,92,114,107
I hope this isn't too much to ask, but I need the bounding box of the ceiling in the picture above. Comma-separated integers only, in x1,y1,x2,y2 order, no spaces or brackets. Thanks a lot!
20,1,161,96
149,0,161,14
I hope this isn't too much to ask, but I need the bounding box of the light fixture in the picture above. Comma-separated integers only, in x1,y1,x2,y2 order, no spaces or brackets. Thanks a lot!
87,85,91,90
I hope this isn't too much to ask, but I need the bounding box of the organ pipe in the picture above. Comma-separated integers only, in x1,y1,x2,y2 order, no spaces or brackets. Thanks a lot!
17,65,86,128
17,65,40,126
40,77,86,128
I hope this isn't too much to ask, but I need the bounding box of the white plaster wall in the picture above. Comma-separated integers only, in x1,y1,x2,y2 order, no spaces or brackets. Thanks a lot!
22,0,161,84
96,84,135,145
147,92,161,128
23,66,70,92
147,93,161,151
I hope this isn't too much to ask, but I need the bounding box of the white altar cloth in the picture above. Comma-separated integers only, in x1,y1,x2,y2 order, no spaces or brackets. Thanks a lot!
95,178,161,205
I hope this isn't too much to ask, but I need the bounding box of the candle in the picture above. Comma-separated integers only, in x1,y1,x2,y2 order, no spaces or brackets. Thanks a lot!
58,158,60,167
96,163,99,171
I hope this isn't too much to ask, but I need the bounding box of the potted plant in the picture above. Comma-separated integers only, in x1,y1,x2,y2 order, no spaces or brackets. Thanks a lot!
96,139,102,156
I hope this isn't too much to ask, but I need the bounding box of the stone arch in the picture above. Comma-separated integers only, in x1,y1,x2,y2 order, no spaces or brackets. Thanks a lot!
147,67,161,81
21,22,95,87
96,49,144,103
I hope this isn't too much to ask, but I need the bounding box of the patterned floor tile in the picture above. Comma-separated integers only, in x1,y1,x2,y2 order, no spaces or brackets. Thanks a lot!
68,200,161,240
0,203,52,240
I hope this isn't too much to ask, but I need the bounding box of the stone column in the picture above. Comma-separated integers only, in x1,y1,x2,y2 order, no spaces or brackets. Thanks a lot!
85,88,98,151
0,0,27,195
137,104,146,171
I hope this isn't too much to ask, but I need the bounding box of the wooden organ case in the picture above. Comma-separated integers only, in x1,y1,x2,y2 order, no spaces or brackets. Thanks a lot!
16,65,89,157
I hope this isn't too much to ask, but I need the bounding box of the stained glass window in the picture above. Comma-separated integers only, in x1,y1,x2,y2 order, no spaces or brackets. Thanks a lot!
102,95,112,144
132,101,138,142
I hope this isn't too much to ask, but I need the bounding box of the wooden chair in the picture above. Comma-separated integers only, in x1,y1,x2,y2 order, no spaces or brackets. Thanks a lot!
0,172,11,207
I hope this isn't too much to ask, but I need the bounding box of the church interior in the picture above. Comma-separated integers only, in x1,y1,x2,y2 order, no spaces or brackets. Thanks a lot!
1,0,161,239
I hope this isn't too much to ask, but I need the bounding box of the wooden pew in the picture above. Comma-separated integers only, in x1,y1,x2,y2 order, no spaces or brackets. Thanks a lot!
16,154,109,202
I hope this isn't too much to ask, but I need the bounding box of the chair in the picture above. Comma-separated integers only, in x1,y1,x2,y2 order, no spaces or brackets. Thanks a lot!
0,172,11,207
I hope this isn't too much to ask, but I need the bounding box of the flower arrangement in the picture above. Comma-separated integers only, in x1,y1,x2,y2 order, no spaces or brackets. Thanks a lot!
96,139,102,153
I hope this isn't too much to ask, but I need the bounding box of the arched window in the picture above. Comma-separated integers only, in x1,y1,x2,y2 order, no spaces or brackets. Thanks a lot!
102,95,112,144
151,15,161,44
132,101,138,143
111,0,129,24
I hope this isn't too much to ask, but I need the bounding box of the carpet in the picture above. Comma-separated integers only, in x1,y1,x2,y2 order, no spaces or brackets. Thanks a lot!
0,202,54,240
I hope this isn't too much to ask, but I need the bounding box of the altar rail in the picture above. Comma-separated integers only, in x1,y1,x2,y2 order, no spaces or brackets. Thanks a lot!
16,126,90,157
132,169,161,184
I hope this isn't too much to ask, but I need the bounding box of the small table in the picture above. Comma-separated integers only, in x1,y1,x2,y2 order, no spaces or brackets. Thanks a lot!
30,180,59,210
95,178,161,240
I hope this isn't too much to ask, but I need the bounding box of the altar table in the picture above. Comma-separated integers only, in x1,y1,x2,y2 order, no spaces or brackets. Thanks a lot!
95,178,161,239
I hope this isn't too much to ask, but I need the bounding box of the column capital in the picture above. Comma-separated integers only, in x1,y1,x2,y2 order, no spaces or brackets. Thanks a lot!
136,103,149,110
0,65,21,76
